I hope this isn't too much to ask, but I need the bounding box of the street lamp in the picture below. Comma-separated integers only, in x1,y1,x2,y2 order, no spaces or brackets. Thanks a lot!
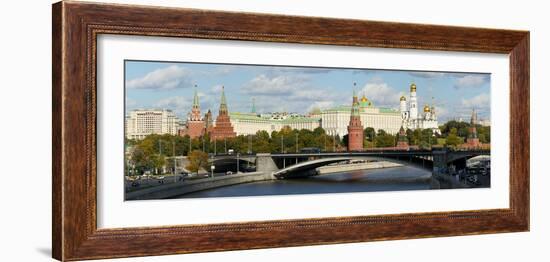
237,153,240,173
281,135,284,153
295,133,299,153
172,140,176,183
247,134,252,154
158,139,163,175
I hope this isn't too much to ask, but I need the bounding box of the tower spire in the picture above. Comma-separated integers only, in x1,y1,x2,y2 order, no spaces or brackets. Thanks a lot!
219,86,228,114
192,86,199,109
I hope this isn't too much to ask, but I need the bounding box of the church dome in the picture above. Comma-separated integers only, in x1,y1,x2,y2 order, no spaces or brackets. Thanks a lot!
400,96,406,101
360,95,372,107
410,83,417,92
423,104,431,112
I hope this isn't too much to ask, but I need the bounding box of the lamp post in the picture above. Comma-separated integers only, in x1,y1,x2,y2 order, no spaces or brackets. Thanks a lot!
172,140,176,183
158,139,162,175
295,133,299,153
224,137,227,154
189,136,192,154
281,135,284,153
247,134,252,154
236,153,240,173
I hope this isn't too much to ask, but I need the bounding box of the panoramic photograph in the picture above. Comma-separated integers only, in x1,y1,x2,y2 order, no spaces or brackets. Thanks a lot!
124,60,491,200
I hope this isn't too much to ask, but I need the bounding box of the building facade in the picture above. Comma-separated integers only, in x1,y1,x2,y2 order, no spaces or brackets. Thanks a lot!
229,112,321,136
400,83,440,134
321,95,402,137
125,109,179,140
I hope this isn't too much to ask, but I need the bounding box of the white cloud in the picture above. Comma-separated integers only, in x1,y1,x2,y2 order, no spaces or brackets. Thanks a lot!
241,74,308,96
126,65,193,90
153,96,190,117
360,78,405,107
453,75,489,89
240,74,343,113
461,93,490,109
307,101,335,113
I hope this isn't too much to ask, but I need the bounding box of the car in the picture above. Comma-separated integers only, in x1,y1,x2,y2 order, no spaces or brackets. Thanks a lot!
226,171,233,175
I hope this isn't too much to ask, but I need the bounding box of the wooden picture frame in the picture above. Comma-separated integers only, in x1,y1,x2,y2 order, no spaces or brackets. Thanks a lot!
52,1,529,261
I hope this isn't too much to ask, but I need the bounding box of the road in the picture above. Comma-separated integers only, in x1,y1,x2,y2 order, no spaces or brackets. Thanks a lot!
125,173,237,192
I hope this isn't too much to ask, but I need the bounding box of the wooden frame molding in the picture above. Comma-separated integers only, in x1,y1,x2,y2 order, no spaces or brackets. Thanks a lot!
52,1,529,261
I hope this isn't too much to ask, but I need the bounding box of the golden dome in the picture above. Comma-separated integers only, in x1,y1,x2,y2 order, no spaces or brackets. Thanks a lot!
361,95,368,103
423,104,431,112
400,96,406,101
410,83,417,92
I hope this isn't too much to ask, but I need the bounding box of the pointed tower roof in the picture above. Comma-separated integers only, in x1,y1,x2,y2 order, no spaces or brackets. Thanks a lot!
351,86,360,117
219,86,228,114
192,88,200,108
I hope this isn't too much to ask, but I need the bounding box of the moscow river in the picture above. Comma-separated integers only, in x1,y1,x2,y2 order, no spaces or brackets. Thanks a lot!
175,166,431,199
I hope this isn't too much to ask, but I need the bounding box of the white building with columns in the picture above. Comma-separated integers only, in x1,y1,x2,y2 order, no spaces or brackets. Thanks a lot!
321,94,403,137
321,83,440,137
125,109,180,140
229,112,321,136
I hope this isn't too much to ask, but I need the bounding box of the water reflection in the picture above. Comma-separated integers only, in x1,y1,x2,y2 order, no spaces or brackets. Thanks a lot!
175,166,431,199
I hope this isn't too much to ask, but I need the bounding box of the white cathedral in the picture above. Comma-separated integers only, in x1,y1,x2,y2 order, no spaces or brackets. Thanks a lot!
399,83,441,134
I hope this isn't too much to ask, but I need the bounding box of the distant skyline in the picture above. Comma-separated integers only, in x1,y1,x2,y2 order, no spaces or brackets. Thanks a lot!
125,60,491,122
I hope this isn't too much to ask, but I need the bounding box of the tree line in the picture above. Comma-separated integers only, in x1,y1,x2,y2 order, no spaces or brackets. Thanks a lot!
126,121,490,175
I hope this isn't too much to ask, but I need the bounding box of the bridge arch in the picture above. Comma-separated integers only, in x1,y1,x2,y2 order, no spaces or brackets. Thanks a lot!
272,156,431,179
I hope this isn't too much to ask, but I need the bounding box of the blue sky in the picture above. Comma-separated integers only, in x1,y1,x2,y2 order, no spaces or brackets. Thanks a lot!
125,60,491,122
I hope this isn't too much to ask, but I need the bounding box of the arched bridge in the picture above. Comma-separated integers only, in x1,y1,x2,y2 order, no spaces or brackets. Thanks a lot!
207,149,489,179
272,157,353,179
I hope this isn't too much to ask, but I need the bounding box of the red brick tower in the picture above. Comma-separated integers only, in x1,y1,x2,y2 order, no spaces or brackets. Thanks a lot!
396,125,409,150
186,89,205,138
347,88,364,151
210,86,236,141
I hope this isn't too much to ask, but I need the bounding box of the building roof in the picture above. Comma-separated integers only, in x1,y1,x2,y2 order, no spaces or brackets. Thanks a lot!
322,105,399,115
229,112,320,123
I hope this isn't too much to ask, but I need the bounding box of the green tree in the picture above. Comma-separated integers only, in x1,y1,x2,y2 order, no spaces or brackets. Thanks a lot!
364,127,376,142
375,133,396,147
186,150,208,173
445,128,463,147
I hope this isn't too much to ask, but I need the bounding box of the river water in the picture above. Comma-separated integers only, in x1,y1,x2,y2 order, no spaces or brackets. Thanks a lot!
176,166,432,199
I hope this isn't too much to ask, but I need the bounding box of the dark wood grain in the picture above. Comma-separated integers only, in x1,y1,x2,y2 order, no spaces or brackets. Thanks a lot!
52,1,530,261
